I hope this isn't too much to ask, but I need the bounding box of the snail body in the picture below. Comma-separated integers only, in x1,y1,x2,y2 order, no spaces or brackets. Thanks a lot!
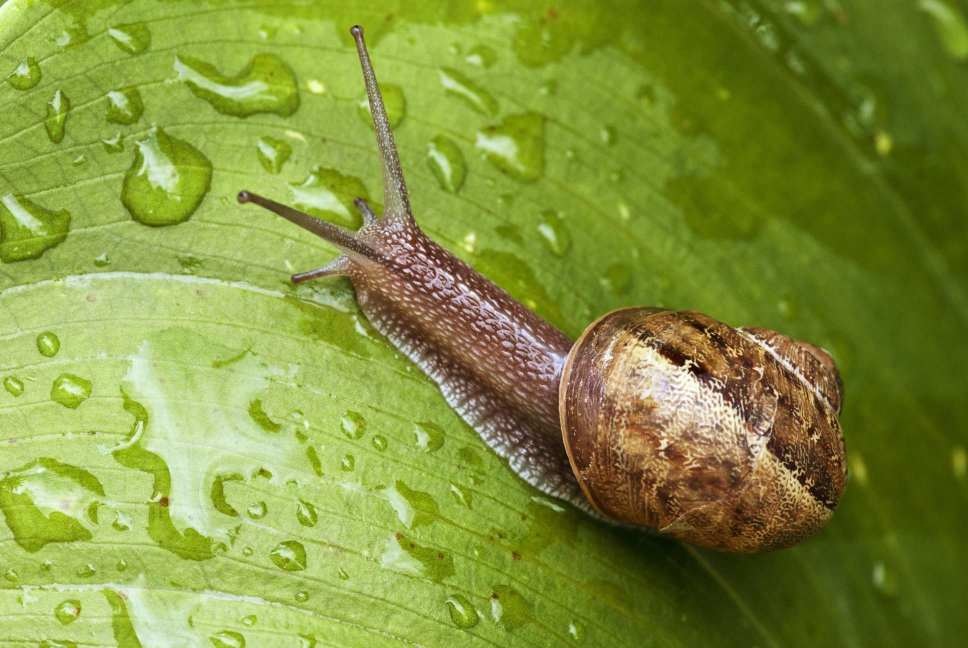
238,26,847,553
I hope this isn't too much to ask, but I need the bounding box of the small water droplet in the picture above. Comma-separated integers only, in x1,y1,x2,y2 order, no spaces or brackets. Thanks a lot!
337,566,349,580
101,132,124,154
476,112,546,182
919,0,968,60
247,399,281,433
439,67,498,116
568,619,585,642
122,127,213,226
3,376,24,397
0,194,71,262
874,130,893,157
105,87,144,124
270,540,307,571
256,136,292,174
427,135,467,193
784,0,821,25
357,83,406,128
37,331,61,357
306,78,326,95
465,44,497,68
51,373,92,409
448,482,472,509
246,501,268,519
413,421,445,452
296,499,318,527
599,125,616,145
385,480,439,529
72,154,86,166
445,594,479,628
341,410,367,439
240,615,257,627
242,546,254,557
44,90,71,143
210,630,246,648
295,590,310,602
7,56,41,90
777,296,798,320
340,454,355,471
76,563,96,577
871,561,897,596
174,53,300,117
381,532,454,582
3,568,17,583
116,559,128,571
54,599,81,625
951,446,966,479
288,166,375,229
489,585,533,630
107,22,151,54
536,210,570,257
94,252,112,267
538,79,557,96
112,510,131,531
849,454,868,486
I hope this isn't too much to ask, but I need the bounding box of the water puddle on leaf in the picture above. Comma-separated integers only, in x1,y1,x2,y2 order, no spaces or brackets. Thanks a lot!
0,194,70,262
7,56,40,90
108,22,151,54
174,53,300,117
106,87,144,124
380,532,454,582
426,135,467,193
475,112,545,182
288,166,377,229
255,136,292,174
438,67,498,116
384,480,439,529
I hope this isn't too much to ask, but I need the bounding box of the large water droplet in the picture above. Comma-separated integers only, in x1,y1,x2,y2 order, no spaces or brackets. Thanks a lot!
357,83,406,128
340,410,367,439
0,194,70,262
210,630,246,648
174,53,300,117
36,331,61,357
54,599,81,625
7,56,40,90
3,376,24,397
269,540,307,571
426,135,467,193
439,67,498,116
108,22,151,54
489,585,533,631
445,594,479,628
45,90,71,143
122,127,213,226
413,421,445,452
296,499,317,527
476,112,545,182
381,532,454,582
536,210,570,256
51,373,92,409
256,136,292,174
106,87,144,124
385,480,439,529
919,0,968,60
288,166,375,229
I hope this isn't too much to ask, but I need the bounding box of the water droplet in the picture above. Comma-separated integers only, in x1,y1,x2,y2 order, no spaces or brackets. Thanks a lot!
116,559,128,571
45,90,71,143
340,454,355,472
341,410,367,439
54,599,81,625
106,87,144,124
306,446,323,477
7,56,41,90
567,619,585,642
539,79,558,96
337,566,349,580
246,501,267,519
598,262,632,296
871,561,897,596
413,421,445,452
448,482,472,509
295,590,310,602
93,252,112,267
242,545,254,557
240,615,257,627
247,399,281,433
385,481,439,529
874,130,893,157
51,373,92,409
536,210,570,256
357,83,406,128
426,135,467,193
210,630,246,648
270,540,307,571
489,586,533,630
0,194,70,262
476,112,545,182
112,510,131,531
76,563,96,577
952,446,966,479
599,125,616,145
174,53,300,117
919,0,968,60
108,22,151,54
445,594,479,628
39,641,76,648
72,154,86,166
439,67,498,116
37,331,61,357
296,499,317,527
784,1,821,25
288,166,375,229
849,454,868,486
122,127,213,227
371,435,388,451
306,78,326,95
381,532,454,582
3,568,17,583
256,136,292,174
3,376,24,397
101,132,124,154
777,296,798,320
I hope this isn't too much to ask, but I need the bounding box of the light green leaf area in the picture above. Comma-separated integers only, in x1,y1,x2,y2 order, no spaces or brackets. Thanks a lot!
0,0,965,646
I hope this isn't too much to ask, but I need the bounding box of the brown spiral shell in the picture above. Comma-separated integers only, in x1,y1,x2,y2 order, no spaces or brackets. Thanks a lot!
559,308,847,552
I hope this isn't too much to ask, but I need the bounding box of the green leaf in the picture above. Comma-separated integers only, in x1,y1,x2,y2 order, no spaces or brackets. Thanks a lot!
0,1,965,646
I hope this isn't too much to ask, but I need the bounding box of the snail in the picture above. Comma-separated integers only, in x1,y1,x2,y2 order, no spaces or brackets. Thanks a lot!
238,25,847,553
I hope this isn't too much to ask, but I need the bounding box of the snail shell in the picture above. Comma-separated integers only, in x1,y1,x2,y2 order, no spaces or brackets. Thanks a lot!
560,308,847,552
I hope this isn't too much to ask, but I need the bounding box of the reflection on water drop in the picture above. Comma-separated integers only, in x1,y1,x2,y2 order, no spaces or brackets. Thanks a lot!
108,22,151,54
50,373,92,409
445,593,479,628
357,83,406,128
439,67,498,116
385,480,439,529
288,166,375,229
256,136,292,174
270,540,307,571
45,90,70,143
427,135,467,193
122,127,213,226
341,410,367,439
174,53,300,117
210,630,246,648
413,421,445,452
296,499,318,527
536,210,570,257
476,112,545,182
489,585,533,631
3,376,24,397
919,0,968,60
37,331,61,357
7,56,41,90
0,194,71,262
106,87,144,124
54,599,81,625
381,532,454,582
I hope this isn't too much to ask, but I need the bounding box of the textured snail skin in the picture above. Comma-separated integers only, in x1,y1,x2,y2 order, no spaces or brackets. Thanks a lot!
238,25,849,552
560,308,847,552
